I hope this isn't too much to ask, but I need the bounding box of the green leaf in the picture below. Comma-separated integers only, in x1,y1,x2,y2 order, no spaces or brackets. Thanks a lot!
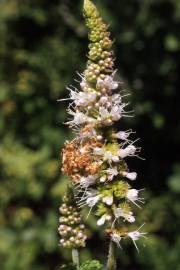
80,260,103,270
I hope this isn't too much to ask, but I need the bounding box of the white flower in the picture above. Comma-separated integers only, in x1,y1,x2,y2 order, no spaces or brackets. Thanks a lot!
118,145,136,158
122,171,137,181
114,208,135,223
77,189,101,208
93,147,119,163
99,96,109,105
111,94,122,105
93,147,104,155
100,175,107,183
97,214,106,226
126,214,135,223
97,75,119,90
99,105,122,122
126,189,144,208
110,105,122,121
66,110,89,126
102,195,113,205
106,167,118,181
67,109,96,126
99,107,110,119
113,131,131,140
80,175,97,188
95,144,137,163
114,208,124,218
97,214,112,226
104,151,119,163
111,233,122,248
127,189,139,201
127,145,137,155
80,79,89,91
71,91,97,106
128,231,142,241
86,194,101,207
79,127,97,139
128,224,147,252
69,111,87,124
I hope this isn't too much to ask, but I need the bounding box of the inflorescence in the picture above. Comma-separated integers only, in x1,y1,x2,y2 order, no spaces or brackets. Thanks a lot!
58,195,87,249
60,0,146,252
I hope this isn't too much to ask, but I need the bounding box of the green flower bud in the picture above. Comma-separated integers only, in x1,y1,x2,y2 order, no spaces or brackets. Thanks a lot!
83,0,99,19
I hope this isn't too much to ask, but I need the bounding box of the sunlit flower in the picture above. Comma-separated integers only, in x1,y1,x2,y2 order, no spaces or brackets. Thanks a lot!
118,145,136,158
122,171,137,181
106,167,118,181
102,195,113,205
66,110,88,126
128,224,147,252
126,189,144,207
113,130,131,140
93,147,119,163
85,190,102,207
111,94,122,105
97,75,119,90
103,151,119,163
114,208,135,223
111,232,122,248
80,175,97,188
97,214,112,226
99,105,123,122
127,189,139,201
69,88,96,106
86,195,101,207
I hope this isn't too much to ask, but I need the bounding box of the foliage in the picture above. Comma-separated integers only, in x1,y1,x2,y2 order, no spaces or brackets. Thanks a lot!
59,260,103,270
0,0,179,269
79,260,103,270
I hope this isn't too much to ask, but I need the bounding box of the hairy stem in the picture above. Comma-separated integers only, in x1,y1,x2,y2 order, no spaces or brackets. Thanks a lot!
72,248,79,270
107,240,116,270
72,249,80,270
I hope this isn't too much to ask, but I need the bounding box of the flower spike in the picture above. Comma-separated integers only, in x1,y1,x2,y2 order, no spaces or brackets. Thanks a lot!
58,194,87,249
60,0,147,255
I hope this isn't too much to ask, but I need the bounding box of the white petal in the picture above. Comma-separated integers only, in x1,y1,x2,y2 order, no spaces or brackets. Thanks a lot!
126,215,135,223
97,215,106,226
103,196,113,205
127,189,139,201
94,147,104,155
111,156,119,162
111,105,122,121
123,172,137,181
115,131,129,140
114,208,124,218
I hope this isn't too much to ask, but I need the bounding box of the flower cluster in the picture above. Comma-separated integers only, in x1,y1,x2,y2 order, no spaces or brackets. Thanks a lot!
61,0,146,251
58,195,87,249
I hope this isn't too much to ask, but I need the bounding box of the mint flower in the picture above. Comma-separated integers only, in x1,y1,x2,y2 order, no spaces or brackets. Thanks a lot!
60,1,147,268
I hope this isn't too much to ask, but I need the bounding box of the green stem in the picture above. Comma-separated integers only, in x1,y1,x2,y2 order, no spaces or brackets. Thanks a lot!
106,240,116,270
72,249,80,270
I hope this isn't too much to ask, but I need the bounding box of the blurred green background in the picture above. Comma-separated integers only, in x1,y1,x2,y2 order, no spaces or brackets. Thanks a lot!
0,0,180,269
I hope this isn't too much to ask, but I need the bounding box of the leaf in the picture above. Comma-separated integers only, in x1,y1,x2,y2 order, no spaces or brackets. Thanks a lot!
80,260,103,270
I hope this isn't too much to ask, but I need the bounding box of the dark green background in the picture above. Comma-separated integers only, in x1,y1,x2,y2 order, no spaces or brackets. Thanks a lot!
0,0,180,269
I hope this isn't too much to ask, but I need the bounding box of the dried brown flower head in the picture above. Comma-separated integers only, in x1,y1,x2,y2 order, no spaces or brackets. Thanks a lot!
62,135,103,182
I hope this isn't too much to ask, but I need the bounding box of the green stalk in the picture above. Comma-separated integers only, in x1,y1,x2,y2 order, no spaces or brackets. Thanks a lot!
72,249,80,270
106,240,116,270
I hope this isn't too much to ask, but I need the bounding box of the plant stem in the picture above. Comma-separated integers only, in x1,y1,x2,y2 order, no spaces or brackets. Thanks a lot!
72,249,80,270
106,240,116,270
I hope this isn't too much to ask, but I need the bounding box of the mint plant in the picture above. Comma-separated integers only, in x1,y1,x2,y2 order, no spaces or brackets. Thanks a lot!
59,1,146,269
